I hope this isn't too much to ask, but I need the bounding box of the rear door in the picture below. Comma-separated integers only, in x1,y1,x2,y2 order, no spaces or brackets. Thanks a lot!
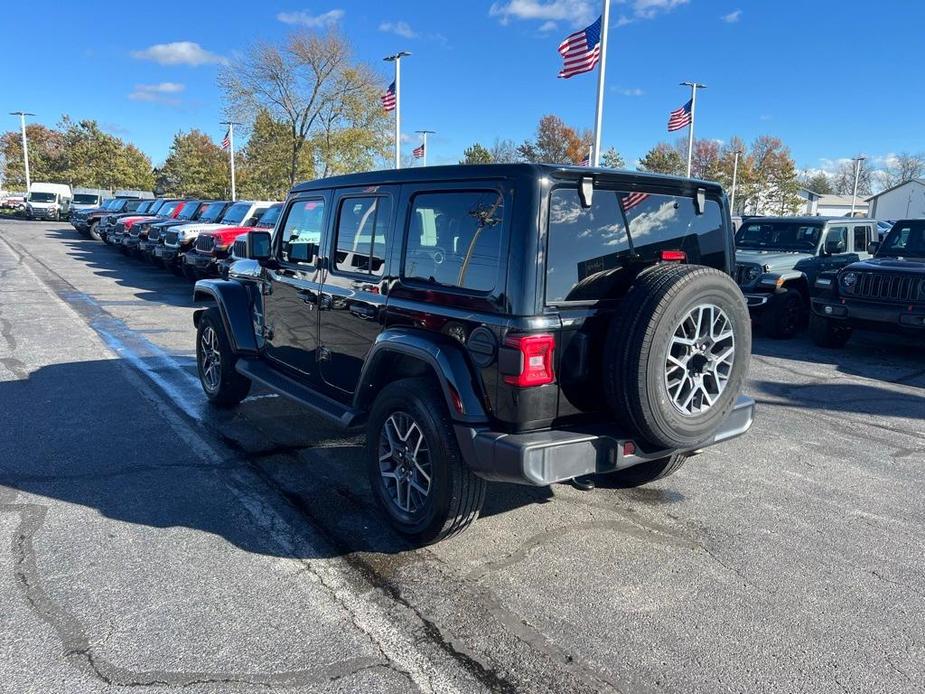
262,194,330,378
318,187,397,396
851,222,873,258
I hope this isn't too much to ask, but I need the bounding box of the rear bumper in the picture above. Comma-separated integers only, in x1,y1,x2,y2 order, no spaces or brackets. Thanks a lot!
812,297,925,331
457,396,755,486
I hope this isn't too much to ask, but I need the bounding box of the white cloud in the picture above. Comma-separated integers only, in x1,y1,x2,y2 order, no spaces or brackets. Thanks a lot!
721,9,742,23
538,20,559,32
379,20,419,38
277,9,344,27
489,1,596,27
128,82,186,105
615,87,645,96
131,42,225,66
615,0,689,26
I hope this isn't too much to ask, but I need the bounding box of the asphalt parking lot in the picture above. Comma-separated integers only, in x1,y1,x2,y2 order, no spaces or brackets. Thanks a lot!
1,218,923,693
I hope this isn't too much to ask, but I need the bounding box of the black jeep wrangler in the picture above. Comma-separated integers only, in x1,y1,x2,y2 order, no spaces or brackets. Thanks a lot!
192,164,754,543
810,219,925,347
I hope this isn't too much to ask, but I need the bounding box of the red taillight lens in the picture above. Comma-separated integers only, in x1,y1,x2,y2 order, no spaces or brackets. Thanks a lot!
660,249,687,262
503,334,555,387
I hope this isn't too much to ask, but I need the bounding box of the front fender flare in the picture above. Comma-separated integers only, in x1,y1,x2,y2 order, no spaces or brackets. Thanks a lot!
355,328,488,424
193,279,258,355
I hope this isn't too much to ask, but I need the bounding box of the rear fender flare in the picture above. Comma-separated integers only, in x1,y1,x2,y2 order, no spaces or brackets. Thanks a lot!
355,328,488,424
192,279,258,355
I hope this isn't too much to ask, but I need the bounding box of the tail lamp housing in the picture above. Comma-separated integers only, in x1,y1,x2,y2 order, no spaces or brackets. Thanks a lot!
502,334,555,387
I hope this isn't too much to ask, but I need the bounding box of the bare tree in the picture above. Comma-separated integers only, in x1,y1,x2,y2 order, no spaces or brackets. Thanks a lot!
489,138,519,163
831,157,874,197
219,30,388,185
879,152,925,189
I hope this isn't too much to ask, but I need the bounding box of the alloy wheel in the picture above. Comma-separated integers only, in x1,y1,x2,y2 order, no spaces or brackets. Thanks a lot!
199,326,222,393
378,412,433,515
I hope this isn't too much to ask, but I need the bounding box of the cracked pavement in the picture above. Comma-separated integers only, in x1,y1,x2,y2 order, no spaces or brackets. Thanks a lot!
0,219,923,693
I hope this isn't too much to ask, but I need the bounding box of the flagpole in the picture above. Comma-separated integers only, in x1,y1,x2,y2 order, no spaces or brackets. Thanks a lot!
384,51,411,170
591,0,611,167
220,120,239,201
415,130,435,167
680,82,706,178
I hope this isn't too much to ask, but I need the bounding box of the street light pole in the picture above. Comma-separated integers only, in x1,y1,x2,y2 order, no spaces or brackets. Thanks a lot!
730,149,743,214
384,51,411,170
680,83,706,178
415,130,436,167
850,156,866,217
10,111,35,190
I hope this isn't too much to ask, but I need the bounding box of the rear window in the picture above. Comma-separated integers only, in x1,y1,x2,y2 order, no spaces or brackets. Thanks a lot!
546,187,725,303
404,190,504,292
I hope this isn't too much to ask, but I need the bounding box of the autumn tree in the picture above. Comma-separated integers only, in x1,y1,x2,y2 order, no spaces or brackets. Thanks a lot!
518,115,584,164
156,130,227,198
460,143,493,165
220,29,389,185
749,136,802,215
637,143,684,175
0,124,65,188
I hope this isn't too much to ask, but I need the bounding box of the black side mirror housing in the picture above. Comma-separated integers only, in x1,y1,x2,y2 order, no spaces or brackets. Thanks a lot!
867,242,880,255
244,230,271,261
824,240,845,255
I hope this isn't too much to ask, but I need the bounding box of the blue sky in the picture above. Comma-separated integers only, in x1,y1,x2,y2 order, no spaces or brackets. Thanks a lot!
3,0,923,178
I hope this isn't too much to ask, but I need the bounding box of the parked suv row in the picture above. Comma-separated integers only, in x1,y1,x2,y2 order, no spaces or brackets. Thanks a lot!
191,164,756,544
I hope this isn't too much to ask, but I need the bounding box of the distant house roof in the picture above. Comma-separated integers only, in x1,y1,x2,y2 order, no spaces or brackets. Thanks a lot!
798,187,823,200
817,194,869,208
865,178,925,202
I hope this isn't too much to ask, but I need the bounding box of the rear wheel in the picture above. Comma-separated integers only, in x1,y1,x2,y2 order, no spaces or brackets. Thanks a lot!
609,454,688,488
603,264,751,450
367,377,486,544
762,288,804,339
196,308,251,407
89,222,101,241
809,312,852,348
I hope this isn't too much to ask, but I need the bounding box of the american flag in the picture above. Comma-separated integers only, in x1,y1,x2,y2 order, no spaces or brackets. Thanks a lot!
557,16,602,79
579,156,590,167
413,142,425,159
622,192,650,211
667,100,693,132
381,82,397,112
221,127,231,150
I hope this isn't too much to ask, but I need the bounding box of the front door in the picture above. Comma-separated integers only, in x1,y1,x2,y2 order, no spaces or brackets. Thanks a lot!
262,195,329,378
318,188,397,396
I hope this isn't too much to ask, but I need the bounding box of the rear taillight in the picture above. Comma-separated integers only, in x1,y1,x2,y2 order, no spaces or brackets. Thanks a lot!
503,334,555,387
660,249,687,262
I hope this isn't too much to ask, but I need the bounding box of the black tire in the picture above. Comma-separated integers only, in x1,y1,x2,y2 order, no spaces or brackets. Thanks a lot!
809,312,852,348
762,288,804,339
89,222,102,242
603,264,751,450
367,377,486,544
608,454,688,488
196,307,251,407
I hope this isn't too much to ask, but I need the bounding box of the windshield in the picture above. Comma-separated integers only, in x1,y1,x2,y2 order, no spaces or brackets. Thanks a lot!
221,202,251,225
178,201,201,220
256,204,282,228
735,221,823,252
146,200,167,214
199,202,227,223
103,199,122,210
878,221,925,258
73,194,100,205
158,201,181,217
29,192,57,203
134,201,154,214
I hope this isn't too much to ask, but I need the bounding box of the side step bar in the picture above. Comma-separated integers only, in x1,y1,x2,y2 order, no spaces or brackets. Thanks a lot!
235,358,363,430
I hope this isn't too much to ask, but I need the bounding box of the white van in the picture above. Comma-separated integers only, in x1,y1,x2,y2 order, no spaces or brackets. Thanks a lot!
71,188,107,212
26,182,73,220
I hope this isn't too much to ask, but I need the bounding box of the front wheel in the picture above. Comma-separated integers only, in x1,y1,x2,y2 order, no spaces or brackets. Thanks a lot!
367,378,486,544
89,222,101,241
762,288,804,339
809,312,852,348
196,308,252,407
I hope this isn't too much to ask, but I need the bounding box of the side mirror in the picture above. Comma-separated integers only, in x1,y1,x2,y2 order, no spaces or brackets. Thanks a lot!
244,216,259,227
244,230,271,261
824,239,845,255
867,242,880,255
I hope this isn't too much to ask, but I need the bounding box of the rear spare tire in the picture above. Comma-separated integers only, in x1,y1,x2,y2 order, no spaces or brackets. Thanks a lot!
603,264,750,450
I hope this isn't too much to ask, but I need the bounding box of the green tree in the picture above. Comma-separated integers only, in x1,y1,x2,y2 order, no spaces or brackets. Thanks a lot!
157,130,227,198
637,143,684,175
460,143,493,165
800,171,833,195
0,124,66,188
239,110,300,200
749,136,802,215
600,147,625,169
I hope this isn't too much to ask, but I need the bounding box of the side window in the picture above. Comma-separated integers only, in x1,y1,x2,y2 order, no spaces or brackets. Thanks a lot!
278,198,325,265
824,226,848,254
404,190,504,292
334,196,392,276
853,225,870,252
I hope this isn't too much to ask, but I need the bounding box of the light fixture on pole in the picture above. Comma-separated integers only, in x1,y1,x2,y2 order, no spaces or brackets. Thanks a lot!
10,111,35,191
414,130,435,167
383,51,411,170
730,148,743,214
850,156,866,217
220,121,241,201
590,0,612,168
679,82,706,178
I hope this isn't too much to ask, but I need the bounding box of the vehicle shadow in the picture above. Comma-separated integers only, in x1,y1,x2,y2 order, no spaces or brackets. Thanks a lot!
0,358,555,560
45,227,196,307
751,378,925,420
